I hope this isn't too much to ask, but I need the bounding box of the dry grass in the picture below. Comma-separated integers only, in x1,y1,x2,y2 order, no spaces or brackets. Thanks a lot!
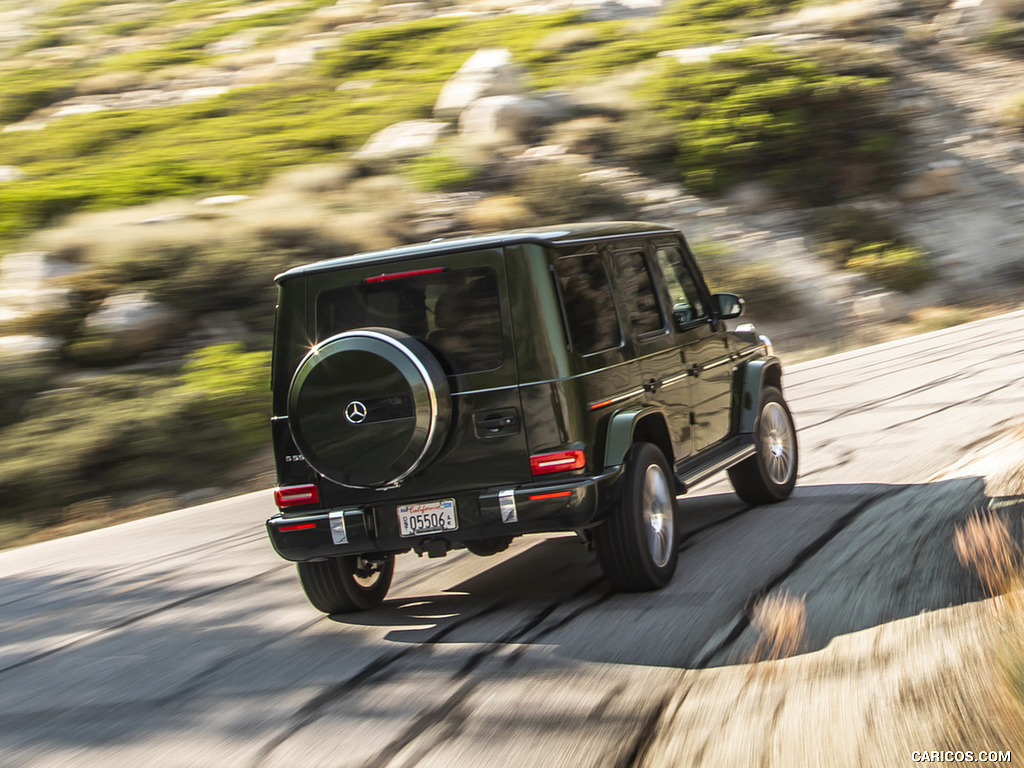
954,507,1018,610
749,590,807,661
464,195,532,231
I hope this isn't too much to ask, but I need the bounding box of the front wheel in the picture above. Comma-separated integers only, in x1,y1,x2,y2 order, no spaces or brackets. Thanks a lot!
594,442,678,591
728,385,798,504
297,554,395,613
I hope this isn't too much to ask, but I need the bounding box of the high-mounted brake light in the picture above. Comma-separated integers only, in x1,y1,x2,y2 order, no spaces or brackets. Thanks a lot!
529,450,585,476
365,267,445,284
274,484,320,508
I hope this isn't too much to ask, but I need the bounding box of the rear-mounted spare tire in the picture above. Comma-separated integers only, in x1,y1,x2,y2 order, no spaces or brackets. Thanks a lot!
288,328,452,489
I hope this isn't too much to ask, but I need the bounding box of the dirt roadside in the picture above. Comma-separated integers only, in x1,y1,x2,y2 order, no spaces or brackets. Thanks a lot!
640,431,1024,767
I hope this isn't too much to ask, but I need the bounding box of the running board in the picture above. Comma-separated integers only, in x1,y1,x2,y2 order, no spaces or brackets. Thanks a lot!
674,436,756,494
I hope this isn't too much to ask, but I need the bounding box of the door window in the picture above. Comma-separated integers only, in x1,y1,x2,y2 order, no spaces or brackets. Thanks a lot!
655,246,705,326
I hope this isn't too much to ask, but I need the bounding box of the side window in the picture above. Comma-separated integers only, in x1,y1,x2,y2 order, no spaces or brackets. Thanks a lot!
616,251,664,336
655,245,706,325
553,253,622,355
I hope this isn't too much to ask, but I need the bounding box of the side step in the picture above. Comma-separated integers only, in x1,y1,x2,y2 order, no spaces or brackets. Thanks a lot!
674,435,756,494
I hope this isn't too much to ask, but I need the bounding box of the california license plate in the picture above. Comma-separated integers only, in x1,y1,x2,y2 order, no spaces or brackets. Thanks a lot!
397,499,458,537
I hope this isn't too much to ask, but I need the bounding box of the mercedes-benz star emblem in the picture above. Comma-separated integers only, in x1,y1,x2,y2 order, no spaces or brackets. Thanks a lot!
345,400,368,424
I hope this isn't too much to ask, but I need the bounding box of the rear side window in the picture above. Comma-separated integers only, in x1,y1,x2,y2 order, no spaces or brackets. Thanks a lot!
615,251,664,336
317,266,503,374
553,253,622,355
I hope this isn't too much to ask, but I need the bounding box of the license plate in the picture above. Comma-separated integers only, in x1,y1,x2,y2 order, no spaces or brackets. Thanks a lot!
397,499,457,537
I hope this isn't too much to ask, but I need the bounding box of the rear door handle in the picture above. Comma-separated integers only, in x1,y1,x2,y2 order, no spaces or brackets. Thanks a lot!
688,364,701,378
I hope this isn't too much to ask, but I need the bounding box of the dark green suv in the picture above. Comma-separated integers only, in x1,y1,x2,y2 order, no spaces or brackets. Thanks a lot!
266,222,798,613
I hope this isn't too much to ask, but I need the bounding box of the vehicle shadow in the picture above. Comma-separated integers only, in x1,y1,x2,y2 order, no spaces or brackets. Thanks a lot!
337,476,991,670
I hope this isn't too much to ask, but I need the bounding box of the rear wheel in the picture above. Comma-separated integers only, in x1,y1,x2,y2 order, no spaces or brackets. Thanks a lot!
297,554,395,613
595,442,678,591
728,386,798,504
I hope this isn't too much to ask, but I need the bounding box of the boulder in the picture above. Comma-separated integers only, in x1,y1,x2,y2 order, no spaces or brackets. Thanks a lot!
0,335,61,398
433,49,526,120
81,293,188,357
725,181,776,214
897,160,964,200
934,0,1024,38
851,291,906,322
354,120,454,161
0,252,79,326
458,95,557,145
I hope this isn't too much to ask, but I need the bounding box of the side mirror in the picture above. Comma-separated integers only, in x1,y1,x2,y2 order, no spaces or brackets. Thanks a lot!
712,292,743,319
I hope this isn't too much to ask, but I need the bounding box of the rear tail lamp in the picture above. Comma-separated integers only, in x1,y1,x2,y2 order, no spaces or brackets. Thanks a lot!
529,450,585,476
274,484,320,508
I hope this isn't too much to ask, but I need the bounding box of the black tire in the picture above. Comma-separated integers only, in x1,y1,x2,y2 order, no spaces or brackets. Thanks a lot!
594,442,678,591
728,385,798,505
297,554,395,613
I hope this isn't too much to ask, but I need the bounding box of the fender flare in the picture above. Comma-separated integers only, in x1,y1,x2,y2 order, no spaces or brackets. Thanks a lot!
602,406,669,470
735,356,783,435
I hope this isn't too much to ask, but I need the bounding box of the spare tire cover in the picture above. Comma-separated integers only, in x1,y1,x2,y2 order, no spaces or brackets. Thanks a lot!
288,328,452,489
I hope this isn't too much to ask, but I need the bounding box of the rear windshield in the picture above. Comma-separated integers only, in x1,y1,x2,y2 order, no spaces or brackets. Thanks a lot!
316,266,503,374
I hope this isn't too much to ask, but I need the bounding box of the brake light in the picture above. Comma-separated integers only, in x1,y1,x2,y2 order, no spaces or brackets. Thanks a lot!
365,267,444,283
279,522,317,532
529,491,573,501
274,484,320,508
530,450,585,475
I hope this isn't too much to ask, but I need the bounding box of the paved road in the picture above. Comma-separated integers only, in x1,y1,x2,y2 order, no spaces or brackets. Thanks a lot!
2,311,1023,768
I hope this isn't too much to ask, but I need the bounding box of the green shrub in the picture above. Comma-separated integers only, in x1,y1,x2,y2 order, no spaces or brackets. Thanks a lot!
180,343,271,459
814,206,902,265
846,242,931,292
512,162,635,223
663,0,799,22
0,67,76,125
641,46,903,202
610,110,679,175
404,151,481,192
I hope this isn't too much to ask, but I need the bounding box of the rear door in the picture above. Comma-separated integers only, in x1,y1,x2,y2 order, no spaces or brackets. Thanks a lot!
308,248,532,502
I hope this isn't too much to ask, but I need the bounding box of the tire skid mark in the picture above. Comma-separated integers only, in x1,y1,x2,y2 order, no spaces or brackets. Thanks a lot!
677,504,756,554
250,601,507,768
882,379,1023,431
270,578,608,768
787,328,1023,389
794,348,1024,431
692,485,908,668
0,565,287,676
0,530,268,612
357,579,608,768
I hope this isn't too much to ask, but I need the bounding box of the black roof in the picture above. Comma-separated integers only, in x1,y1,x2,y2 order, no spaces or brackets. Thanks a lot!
274,221,678,283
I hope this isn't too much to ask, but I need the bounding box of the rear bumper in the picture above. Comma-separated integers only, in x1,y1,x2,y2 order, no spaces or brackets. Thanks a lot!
266,468,623,562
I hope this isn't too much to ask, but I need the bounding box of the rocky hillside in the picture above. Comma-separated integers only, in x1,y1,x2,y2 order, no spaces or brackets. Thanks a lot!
0,0,1023,538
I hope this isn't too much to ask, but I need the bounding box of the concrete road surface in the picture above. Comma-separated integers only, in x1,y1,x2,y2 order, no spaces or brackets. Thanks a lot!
1,310,1023,767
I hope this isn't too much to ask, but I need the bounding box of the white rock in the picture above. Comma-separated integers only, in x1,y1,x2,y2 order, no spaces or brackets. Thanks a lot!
934,0,1024,37
0,335,60,392
0,166,24,182
0,335,61,358
197,194,251,206
354,120,454,160
83,293,187,355
52,103,108,118
433,48,525,120
0,252,80,322
725,181,776,214
851,291,905,322
659,43,742,64
458,95,556,144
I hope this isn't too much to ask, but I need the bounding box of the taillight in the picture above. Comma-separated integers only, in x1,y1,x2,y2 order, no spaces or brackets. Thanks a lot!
274,484,320,508
529,450,585,476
